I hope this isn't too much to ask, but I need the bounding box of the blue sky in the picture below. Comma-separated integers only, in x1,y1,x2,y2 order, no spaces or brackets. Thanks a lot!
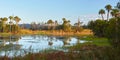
0,0,119,24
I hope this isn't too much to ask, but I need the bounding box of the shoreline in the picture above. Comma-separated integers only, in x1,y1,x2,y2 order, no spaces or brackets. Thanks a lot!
19,29,93,36
0,29,93,37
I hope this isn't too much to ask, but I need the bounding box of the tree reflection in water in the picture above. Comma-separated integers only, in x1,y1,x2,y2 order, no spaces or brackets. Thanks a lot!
46,36,73,46
0,36,21,51
47,36,54,46
63,37,71,46
55,36,72,46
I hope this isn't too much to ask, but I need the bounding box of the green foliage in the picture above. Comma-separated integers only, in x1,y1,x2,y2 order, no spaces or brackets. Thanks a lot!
89,4,120,48
111,9,119,17
105,4,112,11
88,19,108,37
80,36,109,46
88,17,120,48
105,17,120,48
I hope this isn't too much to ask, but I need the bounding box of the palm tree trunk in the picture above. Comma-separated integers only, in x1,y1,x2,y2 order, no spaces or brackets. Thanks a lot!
107,11,109,21
115,18,118,47
101,14,104,20
16,22,18,26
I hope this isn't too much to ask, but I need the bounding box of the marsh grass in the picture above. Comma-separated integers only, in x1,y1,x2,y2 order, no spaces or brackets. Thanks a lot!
0,44,120,60
79,35,110,46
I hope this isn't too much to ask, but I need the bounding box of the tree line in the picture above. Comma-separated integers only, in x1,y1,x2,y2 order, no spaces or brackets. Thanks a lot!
87,2,120,48
21,18,83,32
0,16,21,33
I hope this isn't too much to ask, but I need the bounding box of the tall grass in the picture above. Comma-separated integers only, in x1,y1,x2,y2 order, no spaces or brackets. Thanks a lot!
0,44,120,60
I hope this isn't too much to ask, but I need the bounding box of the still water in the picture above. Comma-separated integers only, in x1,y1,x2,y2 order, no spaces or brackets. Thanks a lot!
0,35,87,57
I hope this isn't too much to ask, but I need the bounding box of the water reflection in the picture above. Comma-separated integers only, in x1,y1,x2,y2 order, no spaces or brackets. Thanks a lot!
0,35,88,56
0,36,21,51
63,37,71,46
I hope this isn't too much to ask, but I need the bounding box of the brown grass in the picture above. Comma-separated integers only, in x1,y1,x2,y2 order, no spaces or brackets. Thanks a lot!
18,29,93,36
0,29,93,36
40,29,93,36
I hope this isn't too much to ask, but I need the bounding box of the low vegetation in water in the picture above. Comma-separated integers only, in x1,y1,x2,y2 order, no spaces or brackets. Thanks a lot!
0,44,120,60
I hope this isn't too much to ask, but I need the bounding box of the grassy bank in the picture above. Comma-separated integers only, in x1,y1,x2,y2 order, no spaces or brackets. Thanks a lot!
79,36,110,46
18,29,93,36
0,29,93,36
62,35,110,52
0,33,11,37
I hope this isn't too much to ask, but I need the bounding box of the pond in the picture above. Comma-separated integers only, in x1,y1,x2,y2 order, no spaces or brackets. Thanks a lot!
0,35,88,57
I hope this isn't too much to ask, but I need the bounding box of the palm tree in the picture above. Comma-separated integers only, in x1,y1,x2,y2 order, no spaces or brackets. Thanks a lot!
53,20,58,30
2,17,8,32
14,16,21,26
47,19,54,30
9,16,14,33
117,2,120,9
9,16,13,24
55,20,58,25
62,18,71,31
0,18,3,32
47,19,53,24
62,18,67,25
111,9,119,17
9,16,13,21
105,4,112,20
2,17,8,24
99,9,105,20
